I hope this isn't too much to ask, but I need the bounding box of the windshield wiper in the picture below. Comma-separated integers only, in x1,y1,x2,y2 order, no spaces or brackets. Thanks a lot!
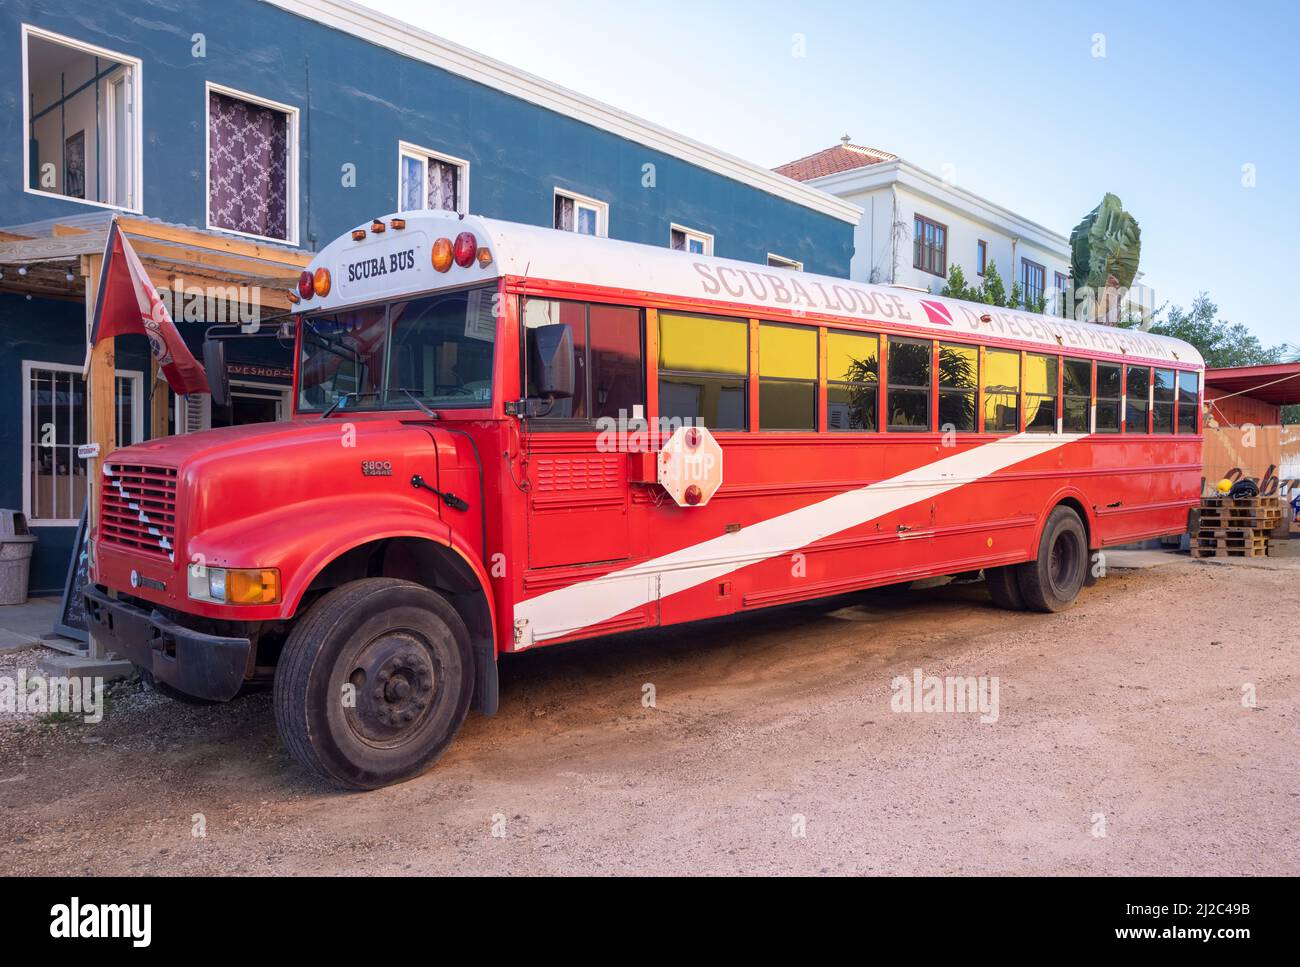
397,388,439,419
321,391,380,418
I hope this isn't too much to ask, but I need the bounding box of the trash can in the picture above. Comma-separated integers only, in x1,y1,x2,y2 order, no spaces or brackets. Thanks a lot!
0,510,38,606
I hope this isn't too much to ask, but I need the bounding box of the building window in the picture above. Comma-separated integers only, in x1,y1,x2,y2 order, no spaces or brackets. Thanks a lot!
206,84,298,243
1055,271,1071,317
1062,359,1092,432
976,240,988,276
22,26,141,211
938,343,977,432
1125,366,1150,433
670,225,713,255
658,312,747,430
398,142,467,214
913,215,947,277
1021,258,1046,308
1095,363,1122,432
554,189,608,237
23,362,141,525
1153,368,1175,433
886,337,931,431
1025,354,1058,432
767,253,803,270
522,299,643,423
1177,371,1199,433
984,349,1021,433
758,323,816,430
826,330,878,431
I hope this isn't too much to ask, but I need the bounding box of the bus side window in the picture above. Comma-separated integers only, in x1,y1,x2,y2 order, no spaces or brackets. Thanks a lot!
1176,371,1199,433
826,330,878,431
523,298,588,420
1095,363,1122,432
1024,353,1058,432
522,299,644,424
983,349,1020,433
1125,366,1151,433
658,312,748,430
886,336,931,431
1153,368,1176,433
758,323,817,430
1062,359,1091,432
938,343,977,432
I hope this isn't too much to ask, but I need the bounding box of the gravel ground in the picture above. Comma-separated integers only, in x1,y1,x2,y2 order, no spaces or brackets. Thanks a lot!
1,557,1296,876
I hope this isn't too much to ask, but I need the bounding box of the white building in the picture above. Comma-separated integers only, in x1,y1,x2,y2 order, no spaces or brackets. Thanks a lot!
776,139,1074,315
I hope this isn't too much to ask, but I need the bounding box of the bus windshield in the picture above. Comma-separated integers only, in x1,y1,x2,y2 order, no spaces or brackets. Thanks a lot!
298,283,497,413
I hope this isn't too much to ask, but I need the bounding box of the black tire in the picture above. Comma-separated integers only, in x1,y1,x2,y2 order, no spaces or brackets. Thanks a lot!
984,565,1026,610
139,667,221,706
1016,506,1089,613
273,578,474,790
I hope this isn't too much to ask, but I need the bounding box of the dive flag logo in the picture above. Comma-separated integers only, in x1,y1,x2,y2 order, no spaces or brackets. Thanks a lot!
919,299,954,326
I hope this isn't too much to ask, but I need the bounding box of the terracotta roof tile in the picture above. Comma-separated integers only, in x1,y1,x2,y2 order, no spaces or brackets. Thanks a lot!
774,143,897,181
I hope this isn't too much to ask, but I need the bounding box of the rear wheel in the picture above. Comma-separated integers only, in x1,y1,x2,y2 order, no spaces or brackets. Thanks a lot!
984,566,1026,610
1017,507,1089,612
273,578,474,790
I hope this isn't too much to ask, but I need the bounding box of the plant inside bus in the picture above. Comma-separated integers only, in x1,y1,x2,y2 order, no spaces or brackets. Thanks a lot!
298,283,497,413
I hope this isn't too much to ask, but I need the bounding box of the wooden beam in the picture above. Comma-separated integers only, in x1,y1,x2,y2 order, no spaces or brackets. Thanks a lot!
116,218,312,267
149,357,171,440
52,223,91,236
82,253,114,534
130,237,306,283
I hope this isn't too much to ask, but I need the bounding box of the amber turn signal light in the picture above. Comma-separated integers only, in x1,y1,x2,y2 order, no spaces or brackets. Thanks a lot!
431,237,454,272
476,246,493,267
227,568,281,605
313,267,332,298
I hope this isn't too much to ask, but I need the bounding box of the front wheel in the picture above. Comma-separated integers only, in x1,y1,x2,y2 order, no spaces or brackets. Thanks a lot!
1016,507,1089,613
273,578,474,790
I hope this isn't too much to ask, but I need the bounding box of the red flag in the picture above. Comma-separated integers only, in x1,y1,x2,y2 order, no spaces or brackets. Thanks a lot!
89,220,210,396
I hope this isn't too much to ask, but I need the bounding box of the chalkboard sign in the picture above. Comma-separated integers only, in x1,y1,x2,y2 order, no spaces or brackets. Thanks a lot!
53,501,90,645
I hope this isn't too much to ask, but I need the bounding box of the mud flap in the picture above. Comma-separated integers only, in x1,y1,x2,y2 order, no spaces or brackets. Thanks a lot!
472,640,498,716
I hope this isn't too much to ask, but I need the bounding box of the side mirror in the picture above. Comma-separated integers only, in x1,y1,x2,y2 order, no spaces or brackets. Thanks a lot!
203,337,230,407
529,324,575,400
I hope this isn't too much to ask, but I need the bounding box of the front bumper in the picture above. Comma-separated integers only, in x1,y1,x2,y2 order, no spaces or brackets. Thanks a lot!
83,585,252,701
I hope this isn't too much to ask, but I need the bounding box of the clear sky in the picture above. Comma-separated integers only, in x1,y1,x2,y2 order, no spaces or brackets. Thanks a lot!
357,0,1299,346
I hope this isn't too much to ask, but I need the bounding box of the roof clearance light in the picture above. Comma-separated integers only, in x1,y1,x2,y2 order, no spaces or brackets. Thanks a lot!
476,246,493,268
351,229,366,242
371,219,386,234
453,232,478,268
297,271,314,300
431,237,454,273
287,290,300,305
313,267,332,298
391,218,406,230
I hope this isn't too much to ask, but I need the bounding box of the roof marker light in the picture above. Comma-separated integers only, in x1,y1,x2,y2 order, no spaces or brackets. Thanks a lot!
287,290,300,305
391,218,406,230
351,229,366,241
297,271,314,300
371,219,386,234
432,237,454,273
476,247,493,267
453,232,477,268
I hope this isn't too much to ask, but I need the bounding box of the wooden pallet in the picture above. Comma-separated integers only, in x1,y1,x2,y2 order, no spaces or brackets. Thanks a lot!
1192,496,1281,557
1191,534,1270,558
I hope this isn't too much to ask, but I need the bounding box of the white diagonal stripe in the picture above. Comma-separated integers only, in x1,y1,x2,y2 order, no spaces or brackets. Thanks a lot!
514,432,1085,644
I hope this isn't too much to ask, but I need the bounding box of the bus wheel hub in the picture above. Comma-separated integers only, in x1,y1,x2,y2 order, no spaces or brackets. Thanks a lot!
350,634,436,739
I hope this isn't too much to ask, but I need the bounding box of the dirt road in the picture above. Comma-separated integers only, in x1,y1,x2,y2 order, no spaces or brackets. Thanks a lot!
2,557,1297,876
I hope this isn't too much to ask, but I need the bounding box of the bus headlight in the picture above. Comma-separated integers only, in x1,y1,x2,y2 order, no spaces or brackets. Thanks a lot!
188,566,280,605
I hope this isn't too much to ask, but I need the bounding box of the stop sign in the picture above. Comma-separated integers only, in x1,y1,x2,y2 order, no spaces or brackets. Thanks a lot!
657,425,723,507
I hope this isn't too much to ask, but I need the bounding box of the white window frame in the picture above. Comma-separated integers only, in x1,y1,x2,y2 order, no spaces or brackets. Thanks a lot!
397,140,469,215
554,188,608,238
22,361,143,527
176,379,291,432
767,253,803,270
670,223,713,256
20,24,144,214
204,81,300,246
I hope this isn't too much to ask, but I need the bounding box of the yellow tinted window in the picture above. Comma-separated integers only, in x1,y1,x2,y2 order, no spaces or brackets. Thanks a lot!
1025,354,1057,395
659,312,747,375
985,349,1021,394
939,344,977,389
827,331,879,383
759,324,816,379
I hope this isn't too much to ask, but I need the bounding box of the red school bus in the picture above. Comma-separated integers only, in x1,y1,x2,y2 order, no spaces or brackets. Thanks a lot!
86,210,1205,789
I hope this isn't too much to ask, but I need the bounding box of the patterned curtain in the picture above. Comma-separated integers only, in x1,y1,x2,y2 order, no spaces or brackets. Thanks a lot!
554,194,574,231
427,159,458,212
208,92,289,240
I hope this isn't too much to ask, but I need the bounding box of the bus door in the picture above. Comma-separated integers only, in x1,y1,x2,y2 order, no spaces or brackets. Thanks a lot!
520,297,646,571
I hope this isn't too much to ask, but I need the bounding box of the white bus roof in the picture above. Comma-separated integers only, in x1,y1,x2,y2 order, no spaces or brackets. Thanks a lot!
302,210,1203,368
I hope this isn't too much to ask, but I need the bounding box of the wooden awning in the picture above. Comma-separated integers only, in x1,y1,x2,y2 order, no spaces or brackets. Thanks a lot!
0,215,311,309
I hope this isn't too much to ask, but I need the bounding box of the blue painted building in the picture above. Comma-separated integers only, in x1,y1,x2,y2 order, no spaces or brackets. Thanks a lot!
0,0,858,593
